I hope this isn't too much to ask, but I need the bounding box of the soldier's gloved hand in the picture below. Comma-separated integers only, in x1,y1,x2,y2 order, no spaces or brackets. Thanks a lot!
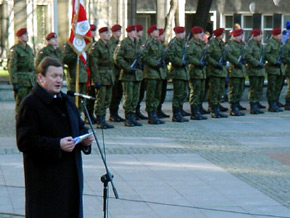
182,60,187,67
275,60,282,66
95,82,102,89
217,62,223,69
199,61,205,67
257,63,265,68
12,83,19,93
236,63,243,69
241,59,247,64
128,68,136,74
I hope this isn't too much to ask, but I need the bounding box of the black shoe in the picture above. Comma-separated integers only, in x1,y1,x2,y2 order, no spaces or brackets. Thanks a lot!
211,106,221,118
277,101,285,108
220,104,228,112
85,113,97,124
190,106,203,120
238,103,246,110
148,112,160,124
130,113,143,126
136,106,148,120
181,108,191,116
199,104,210,114
172,108,188,122
124,113,134,127
258,102,266,109
230,103,242,116
109,113,123,122
157,109,170,118
285,101,290,110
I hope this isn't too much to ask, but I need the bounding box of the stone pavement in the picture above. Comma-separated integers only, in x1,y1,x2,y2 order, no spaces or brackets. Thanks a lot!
1,101,290,218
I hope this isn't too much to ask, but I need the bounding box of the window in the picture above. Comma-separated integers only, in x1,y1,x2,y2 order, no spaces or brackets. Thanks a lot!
263,15,273,41
136,15,151,42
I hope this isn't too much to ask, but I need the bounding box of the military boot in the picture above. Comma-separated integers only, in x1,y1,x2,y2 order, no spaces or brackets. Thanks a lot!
181,106,190,116
154,112,165,124
230,103,241,116
275,101,284,112
190,106,202,120
217,105,228,118
124,113,134,127
96,116,105,129
148,112,160,124
220,104,228,112
157,105,170,118
85,113,97,124
102,115,114,129
136,105,148,120
250,103,259,114
199,104,210,114
238,102,246,111
258,102,266,109
109,109,125,122
268,101,281,112
255,103,264,114
172,108,188,122
285,101,290,110
130,113,143,126
211,105,221,118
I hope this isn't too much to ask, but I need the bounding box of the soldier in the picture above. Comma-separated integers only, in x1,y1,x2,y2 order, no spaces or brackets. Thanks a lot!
265,28,285,112
109,24,125,122
116,25,143,127
135,24,148,120
166,26,189,122
141,25,166,124
226,28,247,116
283,32,290,110
245,29,265,114
157,28,170,118
186,26,208,120
35,32,62,68
206,28,228,118
8,28,35,116
88,27,115,129
84,24,98,124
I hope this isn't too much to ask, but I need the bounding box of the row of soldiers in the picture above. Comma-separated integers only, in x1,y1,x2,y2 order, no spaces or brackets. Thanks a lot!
7,24,290,128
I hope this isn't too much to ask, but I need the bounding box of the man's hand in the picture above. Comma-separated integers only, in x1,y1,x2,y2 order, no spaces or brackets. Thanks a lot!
60,136,75,152
82,134,94,147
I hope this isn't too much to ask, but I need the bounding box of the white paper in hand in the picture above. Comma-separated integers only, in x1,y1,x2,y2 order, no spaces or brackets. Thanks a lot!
73,132,93,145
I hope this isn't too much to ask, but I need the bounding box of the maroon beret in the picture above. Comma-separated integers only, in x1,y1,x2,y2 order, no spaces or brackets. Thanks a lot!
231,29,244,37
191,26,204,34
159,28,164,35
111,24,122,32
147,25,158,34
173,26,185,34
136,24,143,32
126,25,136,32
99,27,109,33
46,32,58,40
272,28,281,35
213,28,225,37
90,24,97,31
16,28,27,37
250,29,262,37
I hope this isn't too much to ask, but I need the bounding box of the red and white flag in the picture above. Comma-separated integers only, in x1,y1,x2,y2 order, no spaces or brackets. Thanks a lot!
68,0,92,88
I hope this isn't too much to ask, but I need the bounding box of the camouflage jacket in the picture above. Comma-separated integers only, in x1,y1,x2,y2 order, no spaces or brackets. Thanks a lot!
63,43,89,83
167,38,189,81
283,42,290,77
141,38,166,80
109,36,122,78
206,38,227,78
116,37,143,81
8,42,35,86
35,44,63,68
265,38,285,75
88,39,115,85
226,40,246,78
244,40,265,77
186,38,206,79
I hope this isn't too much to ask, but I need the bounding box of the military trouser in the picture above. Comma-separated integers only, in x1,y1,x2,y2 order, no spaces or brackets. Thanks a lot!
86,85,96,115
266,74,284,101
189,79,205,107
67,82,87,112
228,77,245,104
285,76,290,101
95,85,112,116
172,79,188,108
145,79,162,112
138,79,147,106
248,76,264,103
14,86,33,115
208,77,225,106
122,81,141,113
159,79,168,106
110,79,123,112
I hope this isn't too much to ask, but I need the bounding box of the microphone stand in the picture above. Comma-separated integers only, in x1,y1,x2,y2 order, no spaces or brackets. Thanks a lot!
80,99,119,218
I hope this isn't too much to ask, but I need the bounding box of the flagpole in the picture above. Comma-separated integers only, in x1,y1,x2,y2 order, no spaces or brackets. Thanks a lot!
75,55,80,107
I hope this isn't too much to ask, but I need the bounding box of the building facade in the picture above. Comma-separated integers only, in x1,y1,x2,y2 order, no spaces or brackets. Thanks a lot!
1,0,290,59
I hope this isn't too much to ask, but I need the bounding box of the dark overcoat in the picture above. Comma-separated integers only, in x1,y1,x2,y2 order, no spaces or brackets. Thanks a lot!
16,83,91,218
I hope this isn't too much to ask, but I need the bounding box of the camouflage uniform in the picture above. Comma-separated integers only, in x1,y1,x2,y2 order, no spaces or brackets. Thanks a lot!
265,38,285,111
283,40,290,110
116,37,143,126
8,42,35,115
206,38,228,117
226,40,246,115
35,44,63,68
245,40,265,113
63,42,89,109
167,38,190,122
109,36,124,121
141,38,167,124
88,39,115,128
186,38,207,120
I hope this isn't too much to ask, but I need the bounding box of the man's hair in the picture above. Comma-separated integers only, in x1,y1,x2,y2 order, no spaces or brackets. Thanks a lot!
37,57,62,76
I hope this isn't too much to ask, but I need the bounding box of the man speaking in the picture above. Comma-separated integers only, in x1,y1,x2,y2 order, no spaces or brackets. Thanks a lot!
16,57,93,218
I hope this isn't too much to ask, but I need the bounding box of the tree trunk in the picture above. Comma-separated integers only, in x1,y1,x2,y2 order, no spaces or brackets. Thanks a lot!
192,0,213,29
164,0,178,45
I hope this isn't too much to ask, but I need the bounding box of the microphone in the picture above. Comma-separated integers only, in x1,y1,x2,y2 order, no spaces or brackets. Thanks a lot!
67,90,96,100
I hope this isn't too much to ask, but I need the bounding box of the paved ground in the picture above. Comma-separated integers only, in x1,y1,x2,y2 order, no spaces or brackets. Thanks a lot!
1,101,290,218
